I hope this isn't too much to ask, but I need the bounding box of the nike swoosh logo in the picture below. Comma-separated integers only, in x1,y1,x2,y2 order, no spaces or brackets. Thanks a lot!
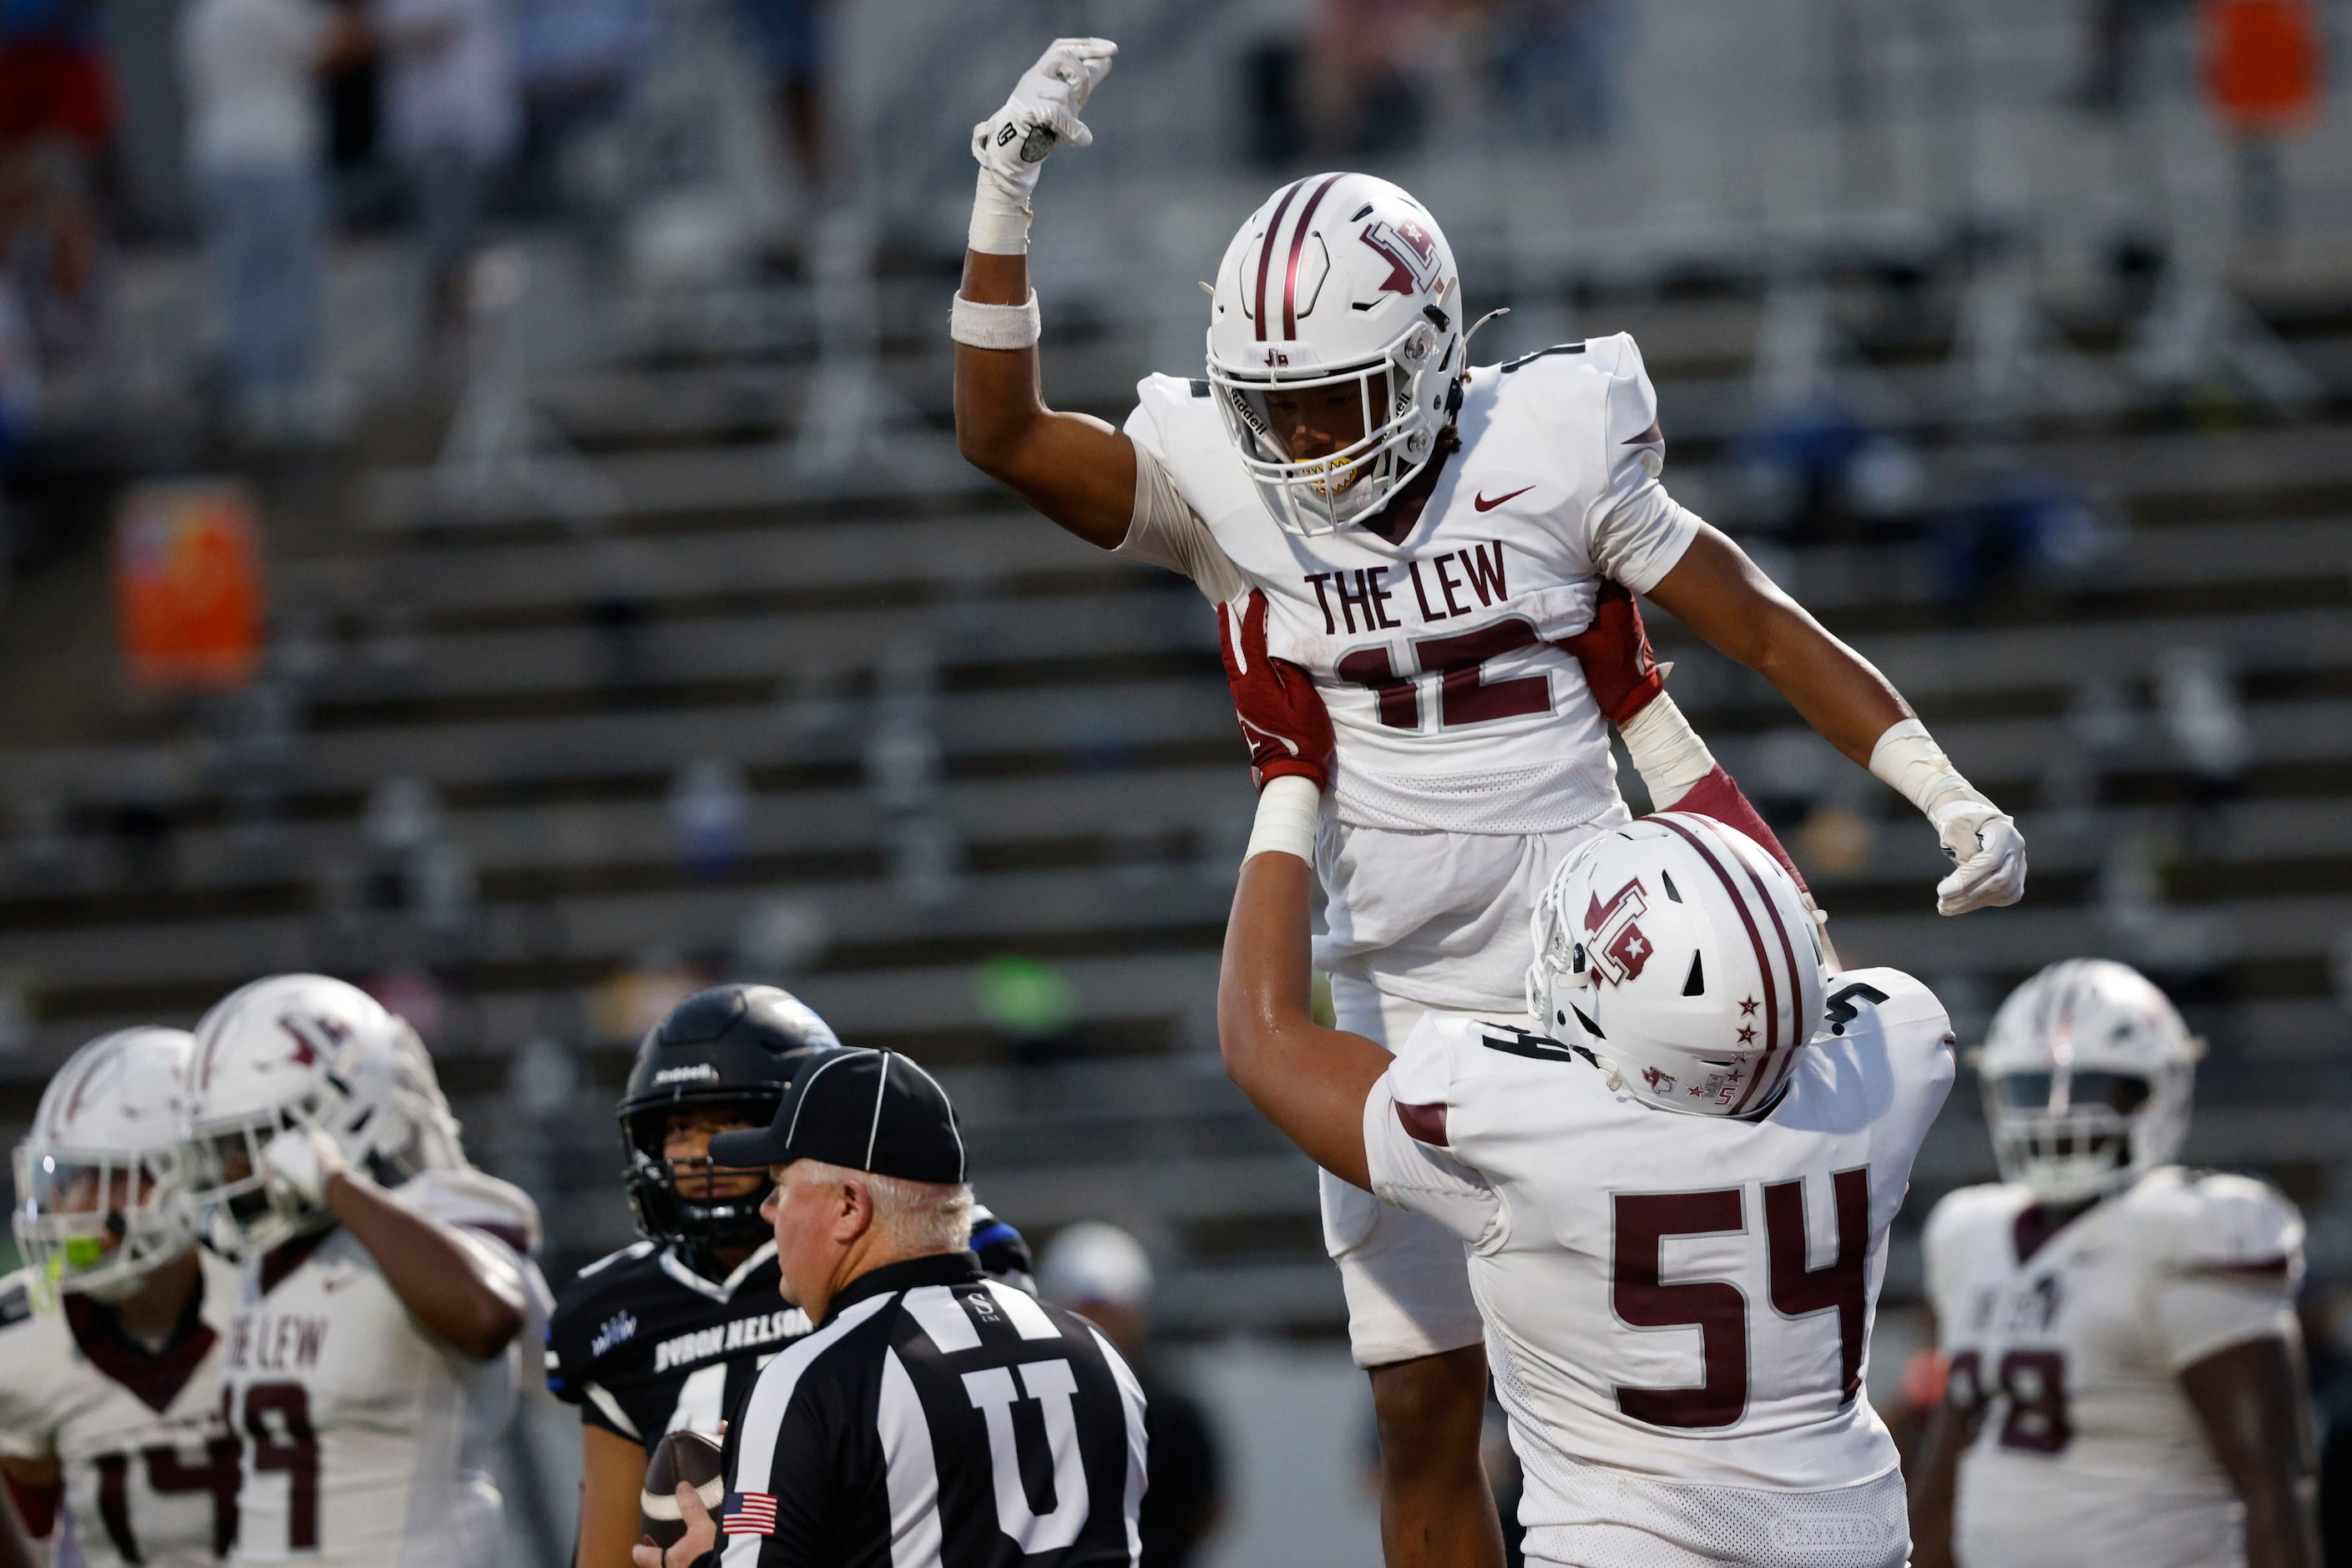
1473,486,1534,512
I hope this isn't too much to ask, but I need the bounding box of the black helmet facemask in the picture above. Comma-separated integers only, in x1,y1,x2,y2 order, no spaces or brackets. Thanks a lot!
616,984,842,1257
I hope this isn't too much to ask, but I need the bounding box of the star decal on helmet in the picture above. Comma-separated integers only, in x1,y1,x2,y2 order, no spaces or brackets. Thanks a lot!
1738,996,1759,1016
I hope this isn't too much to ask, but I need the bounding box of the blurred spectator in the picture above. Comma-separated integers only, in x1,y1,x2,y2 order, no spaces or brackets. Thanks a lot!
1489,0,1618,144
2080,0,2193,114
371,0,518,330
1039,1224,1224,1568
975,953,1074,1085
0,0,110,363
668,756,751,880
177,0,365,440
2154,645,2249,852
734,895,827,982
736,0,828,193
1930,469,2110,610
1307,0,1436,157
510,0,651,220
2200,0,2322,238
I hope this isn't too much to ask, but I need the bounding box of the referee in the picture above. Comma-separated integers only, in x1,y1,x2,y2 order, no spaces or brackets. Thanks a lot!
633,1047,1148,1568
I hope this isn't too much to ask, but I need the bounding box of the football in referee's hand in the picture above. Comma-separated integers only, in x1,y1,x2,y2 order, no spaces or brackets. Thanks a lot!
640,1429,726,1551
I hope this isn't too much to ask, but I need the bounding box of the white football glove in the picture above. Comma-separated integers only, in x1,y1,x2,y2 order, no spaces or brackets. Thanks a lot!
1930,796,2028,916
971,38,1117,200
262,1125,348,1208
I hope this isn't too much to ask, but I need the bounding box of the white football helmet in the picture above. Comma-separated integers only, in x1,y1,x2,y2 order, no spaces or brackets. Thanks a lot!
181,974,464,1259
1206,172,1464,535
13,1027,200,1302
1977,959,2199,1205
1527,814,1831,1117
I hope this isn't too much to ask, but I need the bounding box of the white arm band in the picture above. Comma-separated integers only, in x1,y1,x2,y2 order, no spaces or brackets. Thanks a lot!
1616,692,1716,808
950,291,1040,350
1244,775,1321,866
969,167,1034,255
1868,718,1978,814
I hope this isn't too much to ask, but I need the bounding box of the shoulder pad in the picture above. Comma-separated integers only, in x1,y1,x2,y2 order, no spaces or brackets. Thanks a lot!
1387,1013,1494,1105
1924,1182,2021,1251
402,1167,544,1256
2134,1170,2304,1278
1826,969,1953,1045
1496,341,1589,373
576,1239,656,1281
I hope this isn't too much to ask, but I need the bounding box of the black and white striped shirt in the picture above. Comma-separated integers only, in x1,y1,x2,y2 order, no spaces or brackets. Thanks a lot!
717,1252,1146,1568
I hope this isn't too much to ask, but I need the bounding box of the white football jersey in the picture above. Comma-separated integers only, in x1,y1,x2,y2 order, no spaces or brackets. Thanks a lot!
1923,1167,2304,1568
0,1255,242,1568
1363,969,1955,1568
1123,333,1697,839
216,1168,549,1568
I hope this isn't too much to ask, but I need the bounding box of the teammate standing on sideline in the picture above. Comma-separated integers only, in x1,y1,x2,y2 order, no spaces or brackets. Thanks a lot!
549,985,1036,1568
635,1048,1145,1568
1909,959,2319,1568
952,37,2024,1564
3,1028,239,1568
178,974,549,1568
1211,598,1955,1566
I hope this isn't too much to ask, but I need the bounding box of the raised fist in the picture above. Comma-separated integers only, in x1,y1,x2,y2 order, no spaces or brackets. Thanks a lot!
971,38,1118,198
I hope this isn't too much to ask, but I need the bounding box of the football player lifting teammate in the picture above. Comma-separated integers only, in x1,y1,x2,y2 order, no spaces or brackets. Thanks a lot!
1215,589,1957,1567
3,1028,239,1568
178,974,549,1568
1909,960,2319,1568
547,985,1034,1568
952,37,2026,1565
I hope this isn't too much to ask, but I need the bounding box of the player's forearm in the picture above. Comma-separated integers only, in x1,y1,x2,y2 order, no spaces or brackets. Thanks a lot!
1904,1401,1967,1568
952,250,1136,544
578,1425,651,1568
325,1171,527,1358
2182,1338,2321,1568
1216,841,1386,1190
1645,526,1909,766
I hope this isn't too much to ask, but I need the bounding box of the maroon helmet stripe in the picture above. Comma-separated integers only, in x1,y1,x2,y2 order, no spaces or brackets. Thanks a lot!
1651,814,1782,1115
1282,174,1346,340
1254,180,1306,343
1727,827,1806,1105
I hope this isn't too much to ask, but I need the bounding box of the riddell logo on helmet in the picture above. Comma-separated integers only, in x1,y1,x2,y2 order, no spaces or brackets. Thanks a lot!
653,1064,719,1085
1582,878,1653,984
1360,218,1441,297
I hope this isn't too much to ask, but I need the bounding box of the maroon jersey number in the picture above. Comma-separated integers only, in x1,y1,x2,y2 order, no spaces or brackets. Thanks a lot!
1612,1170,1874,1431
1336,617,1552,731
240,1382,321,1549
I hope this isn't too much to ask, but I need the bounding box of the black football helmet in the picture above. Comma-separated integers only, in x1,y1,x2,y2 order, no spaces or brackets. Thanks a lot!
618,984,842,1252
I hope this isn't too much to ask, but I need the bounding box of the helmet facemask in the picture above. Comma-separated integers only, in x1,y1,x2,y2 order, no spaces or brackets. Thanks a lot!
184,1087,341,1262
12,1140,196,1303
1210,315,1454,537
621,1095,781,1255
1985,1064,2185,1206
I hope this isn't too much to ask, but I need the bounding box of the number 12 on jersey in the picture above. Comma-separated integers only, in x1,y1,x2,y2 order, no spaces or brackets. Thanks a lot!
1611,1168,1871,1430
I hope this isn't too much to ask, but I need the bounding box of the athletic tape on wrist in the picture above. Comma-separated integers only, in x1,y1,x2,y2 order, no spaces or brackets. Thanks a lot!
950,291,1040,350
1616,692,1716,807
969,167,1034,255
1243,775,1321,866
1868,718,1977,815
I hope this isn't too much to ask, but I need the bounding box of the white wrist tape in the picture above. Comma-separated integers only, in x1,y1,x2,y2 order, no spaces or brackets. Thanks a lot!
1869,718,1979,814
969,167,1034,255
950,291,1040,349
1617,692,1716,808
1244,775,1321,866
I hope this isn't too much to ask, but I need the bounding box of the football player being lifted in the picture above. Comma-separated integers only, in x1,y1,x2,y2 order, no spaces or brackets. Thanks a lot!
1909,960,2319,1568
546,985,1034,1568
177,974,549,1568
1214,589,1958,1568
3,1027,239,1568
951,36,2027,1564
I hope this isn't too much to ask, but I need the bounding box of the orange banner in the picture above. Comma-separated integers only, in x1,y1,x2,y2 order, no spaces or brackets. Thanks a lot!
112,479,266,690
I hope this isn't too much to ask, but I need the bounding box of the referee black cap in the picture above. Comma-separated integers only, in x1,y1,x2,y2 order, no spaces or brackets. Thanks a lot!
709,1048,967,1184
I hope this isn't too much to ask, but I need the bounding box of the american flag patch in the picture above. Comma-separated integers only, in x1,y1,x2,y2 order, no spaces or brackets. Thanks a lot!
723,1492,776,1536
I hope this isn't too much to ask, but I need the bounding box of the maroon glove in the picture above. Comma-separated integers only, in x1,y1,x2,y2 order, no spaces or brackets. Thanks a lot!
1216,590,1334,792
1555,580,1667,726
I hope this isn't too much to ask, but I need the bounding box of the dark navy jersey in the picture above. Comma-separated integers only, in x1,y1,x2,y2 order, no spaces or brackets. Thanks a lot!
547,1206,1033,1448
717,1252,1145,1568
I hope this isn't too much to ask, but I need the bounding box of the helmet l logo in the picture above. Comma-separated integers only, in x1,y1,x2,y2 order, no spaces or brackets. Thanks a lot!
1360,219,1441,298
1582,878,1653,984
